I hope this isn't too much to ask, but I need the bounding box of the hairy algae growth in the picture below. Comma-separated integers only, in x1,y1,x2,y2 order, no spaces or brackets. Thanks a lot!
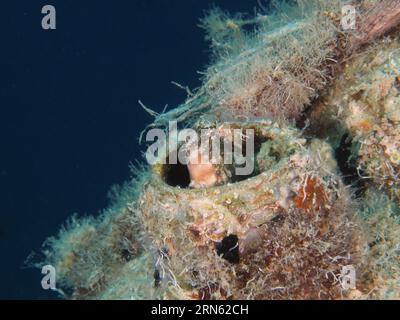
37,0,400,299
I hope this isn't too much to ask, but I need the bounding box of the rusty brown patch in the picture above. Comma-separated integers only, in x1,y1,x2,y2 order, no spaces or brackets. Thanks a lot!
294,177,328,212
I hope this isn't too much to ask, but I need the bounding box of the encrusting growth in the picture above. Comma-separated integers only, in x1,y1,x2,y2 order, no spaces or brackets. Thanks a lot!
35,0,400,300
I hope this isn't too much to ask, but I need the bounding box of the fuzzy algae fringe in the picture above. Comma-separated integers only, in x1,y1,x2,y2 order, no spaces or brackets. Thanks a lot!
36,0,400,299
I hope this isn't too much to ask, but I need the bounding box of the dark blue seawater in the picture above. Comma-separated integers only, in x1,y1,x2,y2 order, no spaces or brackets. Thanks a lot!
0,0,262,299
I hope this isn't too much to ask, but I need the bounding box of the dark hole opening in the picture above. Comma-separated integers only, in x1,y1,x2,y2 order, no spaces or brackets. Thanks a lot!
335,133,366,197
121,249,134,262
153,269,161,287
163,162,191,188
216,234,240,264
230,134,268,183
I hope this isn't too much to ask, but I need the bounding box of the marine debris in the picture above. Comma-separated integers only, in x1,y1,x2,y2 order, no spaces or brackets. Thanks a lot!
37,0,400,300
